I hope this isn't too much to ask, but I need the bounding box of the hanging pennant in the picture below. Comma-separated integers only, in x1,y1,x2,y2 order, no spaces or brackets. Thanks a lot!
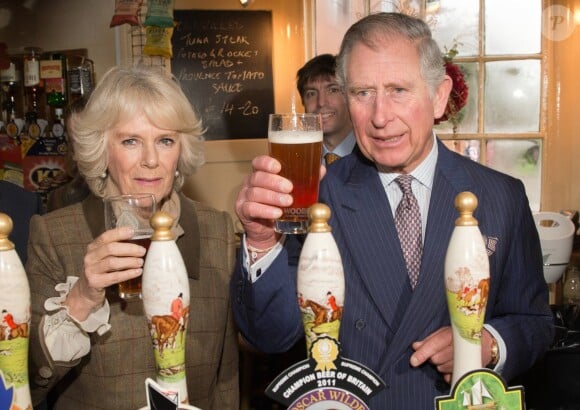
143,0,175,28
143,26,174,58
110,0,143,28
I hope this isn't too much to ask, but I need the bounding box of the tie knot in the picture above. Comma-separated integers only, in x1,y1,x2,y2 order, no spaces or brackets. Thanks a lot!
325,152,341,165
395,174,414,195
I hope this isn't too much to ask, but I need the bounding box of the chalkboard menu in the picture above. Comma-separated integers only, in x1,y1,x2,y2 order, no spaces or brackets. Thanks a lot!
172,10,274,140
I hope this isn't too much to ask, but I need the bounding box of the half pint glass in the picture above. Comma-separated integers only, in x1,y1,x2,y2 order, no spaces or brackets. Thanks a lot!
268,113,322,234
104,193,156,299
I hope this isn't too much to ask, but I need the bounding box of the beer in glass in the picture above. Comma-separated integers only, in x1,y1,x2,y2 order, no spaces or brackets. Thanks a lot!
104,193,156,299
268,113,322,234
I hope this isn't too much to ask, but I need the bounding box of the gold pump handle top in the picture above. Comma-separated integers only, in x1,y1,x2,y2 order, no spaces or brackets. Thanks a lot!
308,203,332,233
150,211,175,241
454,192,479,227
0,212,15,251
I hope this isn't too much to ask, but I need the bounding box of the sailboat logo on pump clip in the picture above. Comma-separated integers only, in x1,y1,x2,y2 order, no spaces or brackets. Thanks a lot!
461,378,496,409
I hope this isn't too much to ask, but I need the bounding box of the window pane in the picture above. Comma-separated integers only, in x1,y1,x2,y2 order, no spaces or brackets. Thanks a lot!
442,139,481,162
484,60,540,133
435,62,478,133
315,0,366,55
429,0,479,56
371,0,420,13
485,0,542,55
486,139,542,211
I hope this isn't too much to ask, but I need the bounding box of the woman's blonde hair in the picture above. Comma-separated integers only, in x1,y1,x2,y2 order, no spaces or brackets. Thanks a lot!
68,65,205,196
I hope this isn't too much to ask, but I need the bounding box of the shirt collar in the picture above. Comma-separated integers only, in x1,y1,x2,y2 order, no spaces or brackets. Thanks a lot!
322,131,356,158
378,133,438,190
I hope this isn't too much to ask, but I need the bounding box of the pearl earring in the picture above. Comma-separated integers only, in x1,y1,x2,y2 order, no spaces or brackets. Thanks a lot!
101,171,107,179
175,170,180,177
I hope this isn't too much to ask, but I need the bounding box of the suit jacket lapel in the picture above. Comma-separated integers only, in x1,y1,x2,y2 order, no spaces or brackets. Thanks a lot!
327,155,412,335
176,192,200,280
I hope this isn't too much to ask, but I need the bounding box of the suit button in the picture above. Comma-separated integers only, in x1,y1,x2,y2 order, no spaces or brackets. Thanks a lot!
33,376,49,387
39,366,52,378
33,366,53,386
355,319,366,330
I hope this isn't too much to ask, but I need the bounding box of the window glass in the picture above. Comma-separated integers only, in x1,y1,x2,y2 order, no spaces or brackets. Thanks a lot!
315,0,366,55
485,0,542,55
442,139,481,162
486,139,542,211
371,0,420,14
484,60,541,133
429,0,479,56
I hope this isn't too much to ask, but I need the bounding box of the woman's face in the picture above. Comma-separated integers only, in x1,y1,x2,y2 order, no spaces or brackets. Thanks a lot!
106,112,181,204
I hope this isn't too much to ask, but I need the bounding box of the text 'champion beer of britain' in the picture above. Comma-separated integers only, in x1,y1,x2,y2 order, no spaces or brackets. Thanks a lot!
268,113,322,234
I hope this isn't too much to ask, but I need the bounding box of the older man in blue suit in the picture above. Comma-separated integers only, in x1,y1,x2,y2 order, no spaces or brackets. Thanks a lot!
231,12,554,409
0,180,43,264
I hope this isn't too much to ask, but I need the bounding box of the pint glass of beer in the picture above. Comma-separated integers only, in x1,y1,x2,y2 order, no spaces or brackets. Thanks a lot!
268,113,322,234
104,193,156,299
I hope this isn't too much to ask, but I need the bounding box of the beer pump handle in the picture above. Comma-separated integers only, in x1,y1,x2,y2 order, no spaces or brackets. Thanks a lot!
297,203,345,356
0,212,33,410
444,192,490,387
142,211,190,404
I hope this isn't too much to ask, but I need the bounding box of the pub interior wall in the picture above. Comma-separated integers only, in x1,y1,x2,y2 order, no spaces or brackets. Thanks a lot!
543,0,580,214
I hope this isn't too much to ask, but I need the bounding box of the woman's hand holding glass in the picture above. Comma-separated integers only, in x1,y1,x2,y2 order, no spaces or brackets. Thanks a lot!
63,225,147,321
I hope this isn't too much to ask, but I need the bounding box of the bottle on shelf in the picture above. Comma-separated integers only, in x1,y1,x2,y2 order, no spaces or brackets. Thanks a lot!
52,107,65,139
67,56,94,108
1,64,21,141
23,47,43,139
23,47,42,88
5,111,21,142
23,110,40,140
1,61,21,125
43,53,67,111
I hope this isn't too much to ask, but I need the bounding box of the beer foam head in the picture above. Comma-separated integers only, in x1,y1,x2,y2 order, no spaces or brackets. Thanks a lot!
268,130,323,144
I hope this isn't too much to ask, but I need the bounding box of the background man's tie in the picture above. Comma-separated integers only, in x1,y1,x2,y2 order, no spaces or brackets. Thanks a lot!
324,152,341,165
394,175,422,288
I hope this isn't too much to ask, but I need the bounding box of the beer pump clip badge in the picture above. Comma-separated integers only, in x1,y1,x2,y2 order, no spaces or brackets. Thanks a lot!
435,368,525,410
265,336,385,410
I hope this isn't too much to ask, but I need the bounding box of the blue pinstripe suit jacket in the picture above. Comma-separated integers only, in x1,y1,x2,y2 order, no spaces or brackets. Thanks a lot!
231,139,554,409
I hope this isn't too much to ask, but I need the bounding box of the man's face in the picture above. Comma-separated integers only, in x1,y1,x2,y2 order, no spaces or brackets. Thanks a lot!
302,77,352,145
345,37,451,173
